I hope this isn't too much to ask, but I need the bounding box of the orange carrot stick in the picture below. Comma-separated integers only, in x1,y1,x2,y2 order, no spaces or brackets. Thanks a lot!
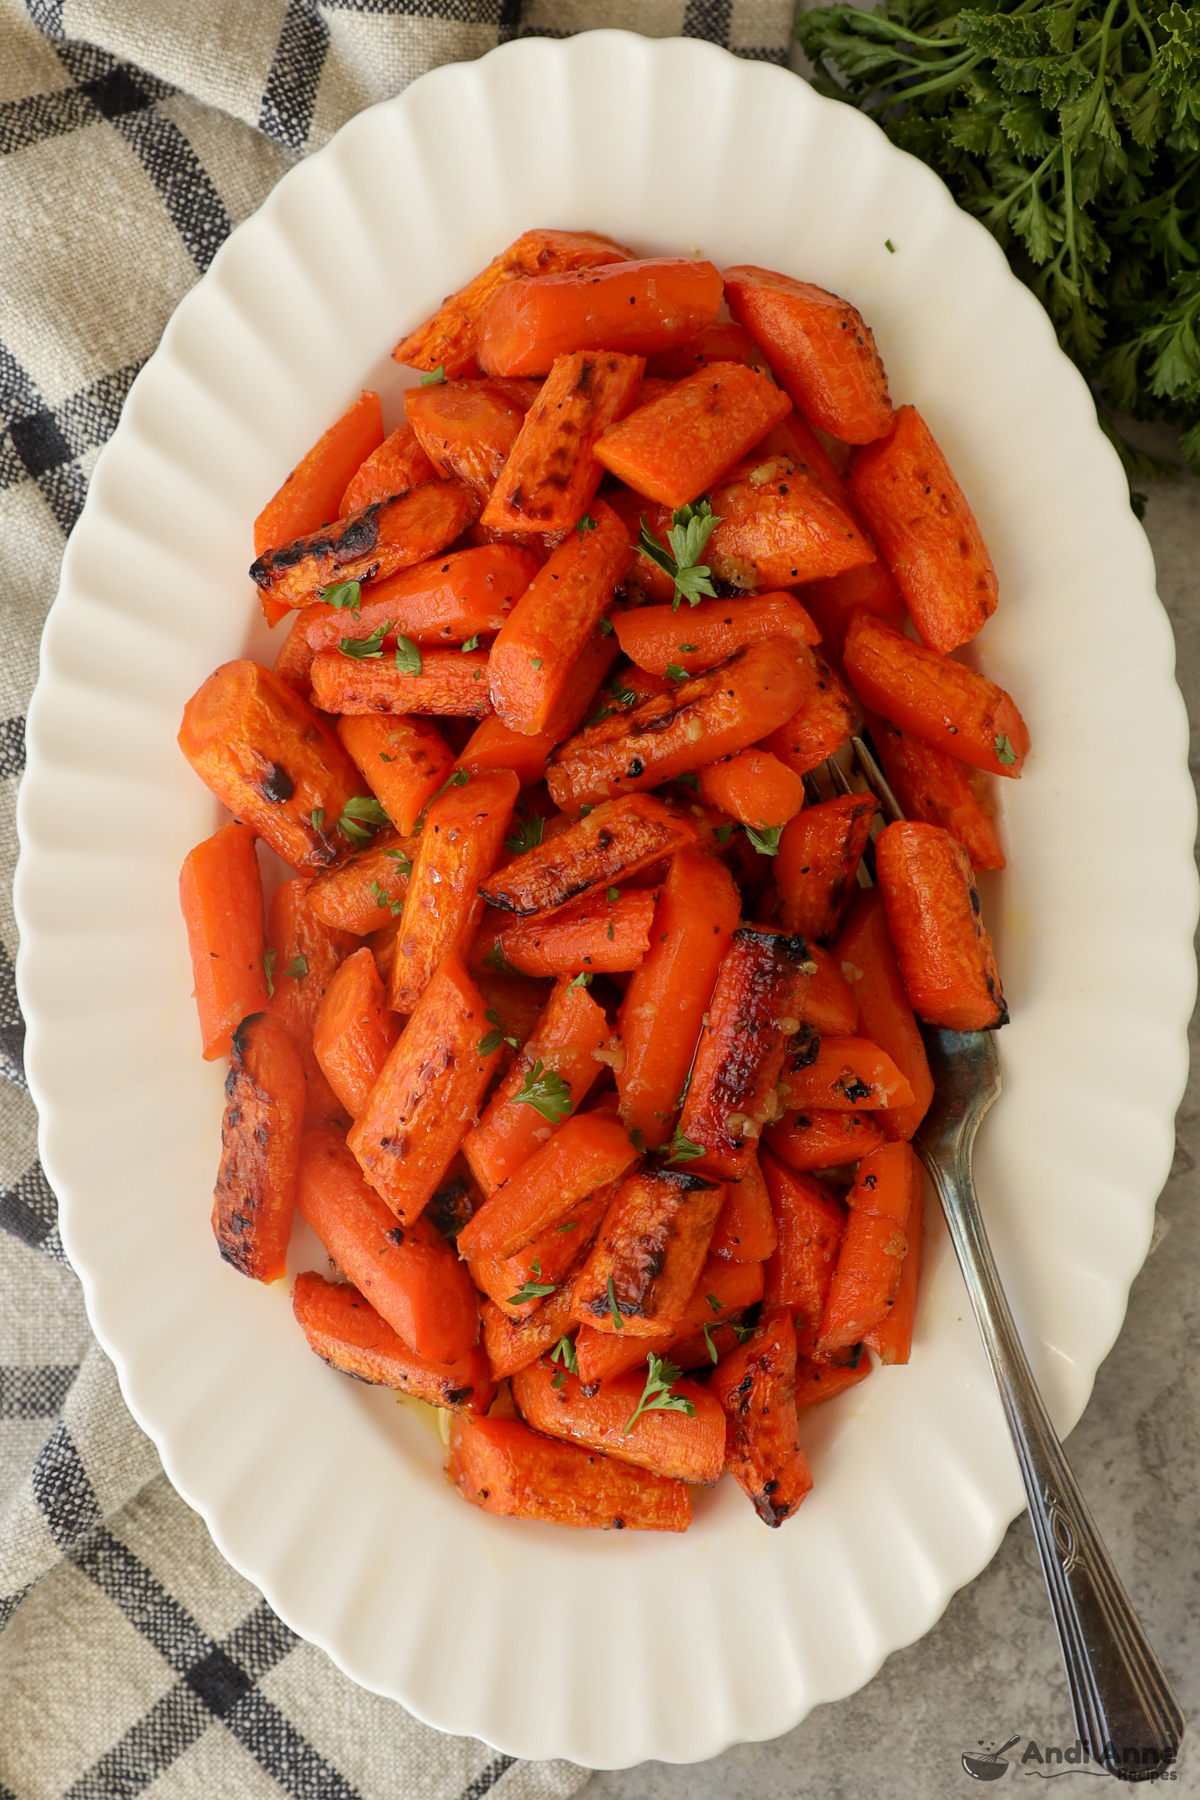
338,422,436,515
335,714,455,837
480,1282,580,1380
763,1107,885,1173
212,1013,306,1283
312,946,400,1118
708,1154,779,1262
874,820,1007,1030
273,609,318,691
776,793,878,943
457,1112,638,1262
478,258,724,377
760,1153,846,1353
794,1351,871,1408
306,543,540,653
448,1409,691,1530
781,1033,916,1113
471,887,657,979
613,591,819,677
305,832,416,934
403,377,541,498
816,1141,916,1355
265,876,357,1124
510,1360,725,1485
759,647,859,779
699,748,805,831
479,792,695,917
645,320,773,380
832,886,934,1142
250,481,479,610
294,1272,494,1411
470,1185,612,1322
572,1166,726,1336
179,821,269,1061
866,712,1004,871
310,648,493,717
594,361,791,507
472,969,551,1047
573,1256,764,1385
862,1168,924,1364
457,625,623,784
710,1309,813,1526
801,943,859,1036
703,453,877,590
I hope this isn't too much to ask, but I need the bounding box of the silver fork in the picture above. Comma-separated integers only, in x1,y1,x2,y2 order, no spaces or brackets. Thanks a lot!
825,734,1185,1780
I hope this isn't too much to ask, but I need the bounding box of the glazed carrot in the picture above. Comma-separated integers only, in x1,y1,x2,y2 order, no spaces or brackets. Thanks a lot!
758,410,846,499
848,405,998,654
178,660,367,873
615,847,740,1151
574,1256,764,1384
367,918,400,984
702,452,876,590
478,259,723,377
455,626,623,786
545,637,813,813
273,610,318,691
782,1034,916,1113
448,1410,691,1531
480,793,695,916
677,926,815,1180
867,713,1005,871
471,887,656,978
874,820,1007,1030
594,361,791,507
573,1166,726,1336
776,793,878,943
179,822,269,1061
863,1168,924,1364
250,481,479,610
480,1283,580,1380
472,969,552,1050
603,489,677,602
794,1352,871,1409
306,544,540,653
832,887,934,1141
470,1185,611,1322
306,832,416,934
393,228,632,376
708,1154,779,1263
310,648,493,718
212,1013,306,1282
760,1153,846,1353
711,1310,813,1526
760,647,859,779
404,377,541,498
296,1123,480,1362
723,267,893,443
463,974,610,1195
795,563,909,663
336,715,454,837
801,943,859,1035
338,423,436,515
510,1361,725,1485
816,1141,916,1355
266,877,357,1123
613,591,819,678
312,947,400,1118
764,1107,885,1173
294,1273,494,1412
699,748,805,832
645,320,772,380
347,953,499,1223
843,612,1029,779
481,353,643,537
457,1112,638,1262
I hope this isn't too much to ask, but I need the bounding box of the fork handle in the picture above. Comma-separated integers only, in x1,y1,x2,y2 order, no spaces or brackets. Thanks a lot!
921,1135,1184,1776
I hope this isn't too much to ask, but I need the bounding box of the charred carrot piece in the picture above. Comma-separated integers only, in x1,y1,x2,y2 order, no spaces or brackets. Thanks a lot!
179,822,269,1061
832,887,934,1141
759,647,859,779
336,715,454,840
816,1141,916,1355
594,361,791,508
388,769,519,1012
613,591,819,678
393,228,632,376
843,612,1028,779
711,1310,812,1526
312,946,400,1118
781,1032,916,1113
470,1185,612,1322
862,1167,924,1364
645,320,772,380
179,660,368,874
338,422,436,515
708,1155,779,1263
801,943,859,1036
480,1283,579,1380
480,793,695,917
763,1108,884,1173
273,610,319,691
448,1409,690,1530
794,1351,871,1409
723,267,893,444
573,1166,726,1336
776,793,878,944
677,926,815,1180
294,1273,494,1411
574,1256,764,1385
305,831,416,935
704,453,876,590
472,887,657,979
306,543,540,653
457,1112,638,1262
404,377,541,498
510,1361,725,1485
760,1153,846,1353
310,648,493,717
422,1154,487,1243
478,258,723,377
212,1013,306,1282
699,748,805,832
265,877,357,1124
250,481,479,610
848,405,998,654
867,713,1004,871
874,821,1007,1030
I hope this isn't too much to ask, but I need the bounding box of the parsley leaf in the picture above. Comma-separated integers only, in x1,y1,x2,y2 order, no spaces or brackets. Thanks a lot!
584,703,613,728
478,1029,504,1055
339,620,391,660
263,947,275,997
607,1275,624,1334
702,1324,719,1365
420,364,446,385
638,500,720,610
664,663,689,683
605,886,620,904
745,823,785,856
706,1292,723,1316
286,955,308,979
664,1126,705,1165
337,795,391,845
674,771,700,791
576,513,597,536
578,804,594,818
319,580,362,616
310,807,325,831
512,1059,573,1125
394,635,422,677
599,616,614,635
714,822,736,845
995,734,1017,766
384,848,413,878
677,643,698,652
505,814,544,855
506,1260,558,1306
629,1127,646,1152
369,878,404,917
568,971,592,988
621,1353,695,1434
551,1333,578,1387
461,634,480,653
885,239,896,254
482,942,519,975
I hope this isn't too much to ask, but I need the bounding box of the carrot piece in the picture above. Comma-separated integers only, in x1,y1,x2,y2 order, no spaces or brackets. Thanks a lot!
613,591,819,678
867,712,1004,871
480,793,695,917
335,714,454,838
863,1168,924,1364
723,267,893,444
758,410,846,498
816,1141,916,1355
480,1282,580,1379
776,793,878,943
796,565,909,664
273,610,319,691
458,625,622,784
472,969,552,1049
760,1153,846,1352
456,1112,638,1262
312,947,400,1118
874,821,1007,1030
572,1166,726,1336
212,1013,306,1282
255,388,384,557
697,454,876,590
759,646,859,779
310,648,493,718
448,1409,691,1530
677,926,815,1180
847,404,998,654
545,637,814,813
843,612,1028,779
794,1352,871,1409
831,886,934,1141
470,1185,612,1322
603,489,678,603
478,259,724,377
801,943,859,1036
265,877,357,1123
708,1155,779,1262
179,821,269,1061
471,887,657,979
782,1033,917,1113
393,228,632,376
645,320,773,380
482,359,643,546
305,832,415,935
699,748,804,832
404,377,541,499
347,953,499,1223
615,847,740,1152
764,1108,884,1173
574,1256,763,1385
250,481,479,610
296,1123,479,1362
306,543,540,654
594,361,792,508
178,660,368,874
510,1361,725,1485
463,974,610,1196
711,1310,812,1526
294,1272,493,1411
338,423,436,516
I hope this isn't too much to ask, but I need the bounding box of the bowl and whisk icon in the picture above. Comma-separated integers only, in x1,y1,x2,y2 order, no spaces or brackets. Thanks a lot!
962,1733,1022,1780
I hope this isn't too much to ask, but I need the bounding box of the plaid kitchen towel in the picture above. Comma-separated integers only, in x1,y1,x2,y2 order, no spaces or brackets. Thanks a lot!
0,2,797,1795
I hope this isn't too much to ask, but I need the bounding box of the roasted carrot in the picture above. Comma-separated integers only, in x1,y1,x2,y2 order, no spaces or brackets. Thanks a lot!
510,1361,725,1485
701,454,876,590
338,423,436,515
294,1272,493,1411
472,968,551,1047
471,887,656,978
764,1107,885,1173
306,543,540,653
594,361,792,507
574,1256,764,1385
448,1409,690,1530
847,405,998,654
265,877,357,1123
335,714,454,838
422,1153,487,1242
296,1123,480,1362
843,612,1029,779
710,1310,813,1526
759,647,859,779
867,713,1004,871
393,228,632,376
179,821,269,1061
708,1154,779,1263
781,1033,916,1113
250,482,479,610
178,660,367,873
273,610,319,691
613,591,819,678
310,648,493,718
478,259,723,377
470,1184,611,1322
801,943,859,1035
480,1282,579,1380
794,1352,871,1409
776,793,878,943
723,267,893,443
347,953,499,1223
863,1168,924,1364
816,1141,916,1355
312,946,400,1118
759,1153,846,1353
404,377,541,499
480,793,694,916
457,1112,638,1262
796,561,909,662
572,1166,725,1336
677,926,815,1180
699,748,805,832
832,887,934,1141
212,1013,306,1282
305,831,415,934
874,820,1007,1030
388,769,518,1012
645,320,772,380
603,488,678,602
456,626,624,786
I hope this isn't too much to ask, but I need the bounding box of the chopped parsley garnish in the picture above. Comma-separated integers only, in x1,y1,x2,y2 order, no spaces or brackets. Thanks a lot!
339,620,391,659
310,807,325,831
369,878,404,917
394,635,422,676
638,499,721,610
460,634,480,652
576,513,597,536
262,948,276,997
512,1060,573,1125
605,886,620,904
584,703,612,728
383,848,413,878
420,364,446,385
599,616,614,635
702,1324,719,1365
706,1292,723,1317
319,580,362,616
578,804,594,818
568,970,592,988
286,955,308,979
885,239,896,254
628,1128,646,1152
674,771,700,791
477,1029,504,1055
478,1007,519,1055
556,1218,579,1231
745,823,785,857
505,815,544,855
607,1275,624,1333
621,1354,695,1434
550,1334,578,1387
482,942,519,975
529,656,543,669
664,1126,705,1165
678,643,698,652
714,822,736,845
664,663,689,683
337,795,391,845
995,734,1017,766
506,1261,558,1306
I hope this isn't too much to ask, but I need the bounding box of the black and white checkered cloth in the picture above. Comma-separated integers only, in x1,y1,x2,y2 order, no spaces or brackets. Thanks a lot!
0,3,796,1793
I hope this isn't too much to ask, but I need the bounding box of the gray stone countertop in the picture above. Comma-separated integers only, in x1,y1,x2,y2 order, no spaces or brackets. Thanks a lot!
582,466,1200,1800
